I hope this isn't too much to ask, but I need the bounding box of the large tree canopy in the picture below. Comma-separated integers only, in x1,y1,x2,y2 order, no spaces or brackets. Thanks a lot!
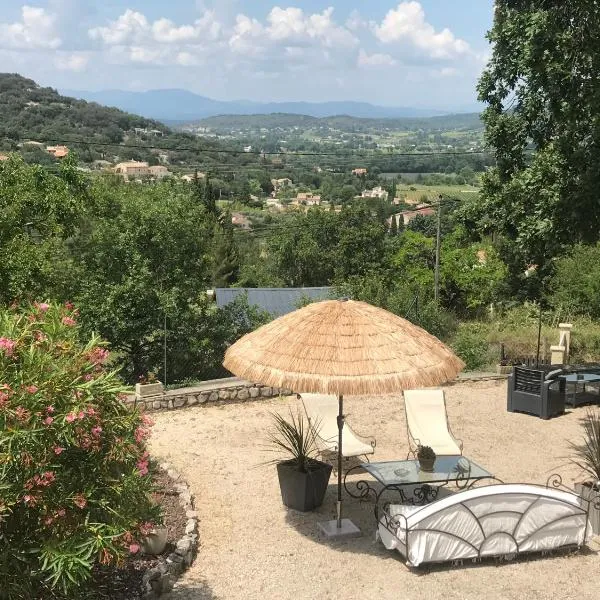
476,0,600,284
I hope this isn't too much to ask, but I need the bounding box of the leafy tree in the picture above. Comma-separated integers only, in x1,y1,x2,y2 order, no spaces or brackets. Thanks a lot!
476,0,600,282
549,243,600,319
213,210,240,287
0,155,85,304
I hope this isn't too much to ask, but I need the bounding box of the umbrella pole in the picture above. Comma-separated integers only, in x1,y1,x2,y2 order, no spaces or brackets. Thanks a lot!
336,394,344,528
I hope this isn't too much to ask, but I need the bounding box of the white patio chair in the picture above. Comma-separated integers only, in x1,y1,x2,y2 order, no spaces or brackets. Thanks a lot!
300,393,376,460
403,389,462,457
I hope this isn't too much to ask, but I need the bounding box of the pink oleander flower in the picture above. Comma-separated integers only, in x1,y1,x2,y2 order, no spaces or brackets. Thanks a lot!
15,406,31,422
0,338,16,357
37,303,50,313
136,459,149,476
134,427,149,444
78,411,85,420
141,414,154,426
46,405,54,414
91,426,102,437
73,494,87,509
65,301,74,310
66,413,76,423
88,347,110,366
0,392,9,408
139,521,154,536
84,374,93,381
129,543,140,554
56,508,66,517
53,446,65,455
44,516,54,526
86,407,95,416
42,471,56,485
61,316,76,327
25,385,38,394
43,416,53,426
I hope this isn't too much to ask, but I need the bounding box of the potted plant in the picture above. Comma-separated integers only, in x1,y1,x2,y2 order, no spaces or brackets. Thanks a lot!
417,445,437,472
569,409,600,534
268,410,332,512
135,372,164,398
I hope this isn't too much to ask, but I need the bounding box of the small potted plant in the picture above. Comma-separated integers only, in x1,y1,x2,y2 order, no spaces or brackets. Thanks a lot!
569,409,600,534
135,371,164,398
417,445,437,472
268,410,332,512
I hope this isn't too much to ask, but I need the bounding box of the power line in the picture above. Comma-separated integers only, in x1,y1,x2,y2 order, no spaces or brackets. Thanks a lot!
9,135,493,159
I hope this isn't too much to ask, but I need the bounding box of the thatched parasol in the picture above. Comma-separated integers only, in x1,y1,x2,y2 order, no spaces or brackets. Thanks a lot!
223,299,465,536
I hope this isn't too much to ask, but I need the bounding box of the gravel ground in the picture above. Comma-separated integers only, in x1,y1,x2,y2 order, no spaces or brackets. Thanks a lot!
148,380,600,600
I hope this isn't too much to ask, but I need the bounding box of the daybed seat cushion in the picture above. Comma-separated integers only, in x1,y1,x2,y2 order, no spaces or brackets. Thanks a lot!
377,484,591,567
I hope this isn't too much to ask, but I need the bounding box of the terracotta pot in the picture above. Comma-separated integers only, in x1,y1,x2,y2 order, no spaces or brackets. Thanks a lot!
141,527,168,555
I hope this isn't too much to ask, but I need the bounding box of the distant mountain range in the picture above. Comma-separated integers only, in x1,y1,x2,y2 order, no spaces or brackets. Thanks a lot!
61,88,465,122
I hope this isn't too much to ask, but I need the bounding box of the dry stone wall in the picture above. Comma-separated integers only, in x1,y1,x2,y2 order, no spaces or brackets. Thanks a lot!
128,378,293,412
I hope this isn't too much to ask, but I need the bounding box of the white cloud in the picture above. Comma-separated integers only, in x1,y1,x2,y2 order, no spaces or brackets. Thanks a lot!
55,52,89,71
374,2,470,61
0,6,62,50
358,49,397,68
89,9,221,46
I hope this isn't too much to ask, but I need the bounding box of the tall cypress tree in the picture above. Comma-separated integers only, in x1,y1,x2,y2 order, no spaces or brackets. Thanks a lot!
213,210,239,287
389,214,398,236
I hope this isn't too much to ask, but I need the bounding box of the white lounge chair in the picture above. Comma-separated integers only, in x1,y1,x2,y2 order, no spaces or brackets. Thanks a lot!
404,389,462,457
377,483,593,567
300,393,376,460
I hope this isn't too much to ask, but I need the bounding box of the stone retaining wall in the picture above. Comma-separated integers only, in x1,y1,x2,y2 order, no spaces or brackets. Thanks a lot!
128,377,292,412
142,462,198,599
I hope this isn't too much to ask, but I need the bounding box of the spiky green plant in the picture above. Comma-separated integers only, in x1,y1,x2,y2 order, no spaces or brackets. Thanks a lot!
267,410,321,473
569,409,600,484
417,445,436,461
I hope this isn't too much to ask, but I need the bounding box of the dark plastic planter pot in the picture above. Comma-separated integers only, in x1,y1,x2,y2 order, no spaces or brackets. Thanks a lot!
418,457,436,472
276,459,333,512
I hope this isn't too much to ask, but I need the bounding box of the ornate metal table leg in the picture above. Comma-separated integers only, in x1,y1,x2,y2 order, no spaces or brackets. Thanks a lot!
343,464,377,501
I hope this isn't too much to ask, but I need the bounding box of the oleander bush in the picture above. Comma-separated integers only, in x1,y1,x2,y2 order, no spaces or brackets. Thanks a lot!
0,302,161,599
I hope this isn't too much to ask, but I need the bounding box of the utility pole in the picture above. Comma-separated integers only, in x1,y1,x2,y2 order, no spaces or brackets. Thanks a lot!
434,194,442,303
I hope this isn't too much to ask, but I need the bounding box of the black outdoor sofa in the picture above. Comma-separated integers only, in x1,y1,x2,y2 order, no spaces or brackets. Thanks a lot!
507,363,600,419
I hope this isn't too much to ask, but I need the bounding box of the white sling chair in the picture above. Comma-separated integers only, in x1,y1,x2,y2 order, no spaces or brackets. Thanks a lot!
300,393,376,460
404,389,463,457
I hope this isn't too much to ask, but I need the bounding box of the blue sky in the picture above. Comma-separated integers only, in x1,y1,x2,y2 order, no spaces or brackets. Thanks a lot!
0,0,494,110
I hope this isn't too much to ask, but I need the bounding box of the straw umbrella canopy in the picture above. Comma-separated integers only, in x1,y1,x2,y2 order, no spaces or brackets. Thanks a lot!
223,299,464,531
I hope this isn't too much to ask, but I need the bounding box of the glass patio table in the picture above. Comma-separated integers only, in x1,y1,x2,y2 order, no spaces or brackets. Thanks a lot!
344,455,499,509
559,373,600,407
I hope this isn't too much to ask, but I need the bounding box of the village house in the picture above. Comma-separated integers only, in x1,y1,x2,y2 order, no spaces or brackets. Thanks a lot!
113,161,150,181
46,145,69,159
388,207,436,228
361,186,388,200
148,165,170,179
352,167,368,176
181,172,206,183
271,178,293,195
292,192,321,206
231,212,252,230
0,153,8,161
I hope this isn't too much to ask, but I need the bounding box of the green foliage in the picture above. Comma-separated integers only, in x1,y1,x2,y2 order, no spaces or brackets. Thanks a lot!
213,211,240,287
451,323,493,371
0,155,87,304
476,1,600,282
549,244,600,319
568,409,600,484
0,303,159,599
441,243,508,313
267,410,320,473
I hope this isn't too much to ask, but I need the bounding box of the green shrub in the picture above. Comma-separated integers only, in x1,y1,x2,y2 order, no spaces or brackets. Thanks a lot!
451,323,492,371
0,302,160,599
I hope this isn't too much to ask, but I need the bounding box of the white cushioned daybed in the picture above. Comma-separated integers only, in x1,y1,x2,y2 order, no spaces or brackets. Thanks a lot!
377,484,592,567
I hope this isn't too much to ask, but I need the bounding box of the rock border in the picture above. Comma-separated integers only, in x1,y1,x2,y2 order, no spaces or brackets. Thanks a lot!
142,463,198,599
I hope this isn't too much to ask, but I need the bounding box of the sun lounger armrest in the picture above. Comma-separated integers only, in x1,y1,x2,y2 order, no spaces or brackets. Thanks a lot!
344,415,376,450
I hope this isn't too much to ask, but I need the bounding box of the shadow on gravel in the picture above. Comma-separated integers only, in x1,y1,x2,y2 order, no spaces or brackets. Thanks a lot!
163,580,217,600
